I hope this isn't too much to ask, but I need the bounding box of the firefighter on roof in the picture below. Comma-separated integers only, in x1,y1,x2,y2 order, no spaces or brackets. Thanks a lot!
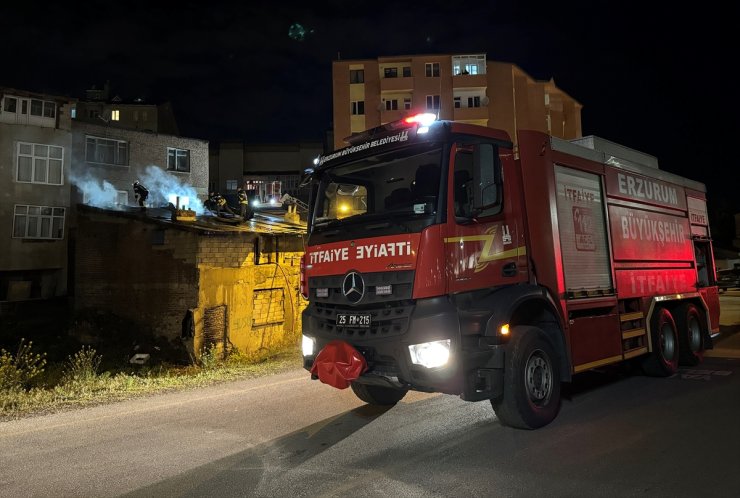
208,192,234,216
132,181,149,208
237,188,254,220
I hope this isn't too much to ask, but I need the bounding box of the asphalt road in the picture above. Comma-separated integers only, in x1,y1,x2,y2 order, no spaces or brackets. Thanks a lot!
1,295,739,498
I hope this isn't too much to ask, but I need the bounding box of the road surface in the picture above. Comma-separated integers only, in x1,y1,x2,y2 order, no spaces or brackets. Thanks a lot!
1,294,739,497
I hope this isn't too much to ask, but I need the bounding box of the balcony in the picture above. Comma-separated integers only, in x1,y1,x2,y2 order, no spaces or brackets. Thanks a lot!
453,106,488,121
380,76,414,92
452,74,487,88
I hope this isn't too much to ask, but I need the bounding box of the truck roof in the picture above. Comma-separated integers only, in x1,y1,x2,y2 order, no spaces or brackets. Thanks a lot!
551,135,706,193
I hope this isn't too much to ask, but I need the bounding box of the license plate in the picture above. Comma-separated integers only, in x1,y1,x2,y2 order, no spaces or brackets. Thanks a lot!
336,313,371,328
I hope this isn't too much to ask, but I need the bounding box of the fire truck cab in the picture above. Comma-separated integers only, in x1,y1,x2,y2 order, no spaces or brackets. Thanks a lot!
300,114,719,429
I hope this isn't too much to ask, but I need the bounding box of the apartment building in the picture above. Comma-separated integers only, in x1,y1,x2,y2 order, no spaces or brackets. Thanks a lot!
74,83,179,135
0,88,76,301
332,53,582,150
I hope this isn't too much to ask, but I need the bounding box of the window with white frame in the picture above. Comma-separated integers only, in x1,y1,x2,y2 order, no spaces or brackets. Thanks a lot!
16,142,64,185
12,205,65,240
351,101,365,115
27,99,56,118
404,97,412,110
454,97,461,109
167,147,190,172
426,95,440,110
425,63,440,77
385,99,398,111
452,55,486,76
85,136,128,166
384,67,398,78
3,97,17,113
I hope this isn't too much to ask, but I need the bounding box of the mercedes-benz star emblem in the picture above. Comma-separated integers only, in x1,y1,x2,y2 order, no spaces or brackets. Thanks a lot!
342,271,365,304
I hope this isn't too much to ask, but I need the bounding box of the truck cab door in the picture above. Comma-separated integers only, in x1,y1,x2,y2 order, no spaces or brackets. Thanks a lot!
445,141,526,294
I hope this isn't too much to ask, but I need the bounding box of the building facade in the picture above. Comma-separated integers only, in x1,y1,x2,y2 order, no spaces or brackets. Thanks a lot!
75,206,307,360
74,83,179,135
209,141,323,201
0,88,76,301
332,53,582,150
70,122,209,209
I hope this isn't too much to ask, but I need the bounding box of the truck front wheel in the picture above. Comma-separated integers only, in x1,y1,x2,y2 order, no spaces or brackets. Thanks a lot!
351,382,408,406
491,326,561,429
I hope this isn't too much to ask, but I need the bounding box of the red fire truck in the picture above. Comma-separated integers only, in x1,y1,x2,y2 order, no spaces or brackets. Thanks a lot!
300,114,720,429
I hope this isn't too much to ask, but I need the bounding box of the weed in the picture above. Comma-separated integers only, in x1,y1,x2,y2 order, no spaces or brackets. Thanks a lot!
0,339,46,391
61,346,102,384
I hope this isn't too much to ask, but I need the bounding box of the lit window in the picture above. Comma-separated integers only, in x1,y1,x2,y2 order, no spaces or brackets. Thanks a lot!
111,109,120,121
70,107,77,119
12,205,65,240
167,147,190,172
16,142,64,185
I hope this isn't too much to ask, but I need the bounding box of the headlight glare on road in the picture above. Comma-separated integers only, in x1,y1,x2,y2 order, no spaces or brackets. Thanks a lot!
408,339,450,369
302,335,315,356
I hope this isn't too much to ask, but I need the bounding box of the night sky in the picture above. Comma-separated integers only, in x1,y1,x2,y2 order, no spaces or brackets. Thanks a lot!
2,2,738,243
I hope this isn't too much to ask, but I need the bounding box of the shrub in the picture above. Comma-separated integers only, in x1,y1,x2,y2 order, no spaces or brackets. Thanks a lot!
0,339,46,391
61,346,102,384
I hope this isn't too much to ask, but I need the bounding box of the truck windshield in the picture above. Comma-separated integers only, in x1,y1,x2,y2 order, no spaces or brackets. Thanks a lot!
313,144,443,229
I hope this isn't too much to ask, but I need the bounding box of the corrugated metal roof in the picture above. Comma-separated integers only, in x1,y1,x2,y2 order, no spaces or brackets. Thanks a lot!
77,205,307,236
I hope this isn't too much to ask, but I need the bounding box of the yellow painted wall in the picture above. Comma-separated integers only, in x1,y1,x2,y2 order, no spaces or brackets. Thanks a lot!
192,239,307,359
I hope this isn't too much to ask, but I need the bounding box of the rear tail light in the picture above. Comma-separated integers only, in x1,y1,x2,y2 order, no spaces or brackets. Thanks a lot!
300,254,308,299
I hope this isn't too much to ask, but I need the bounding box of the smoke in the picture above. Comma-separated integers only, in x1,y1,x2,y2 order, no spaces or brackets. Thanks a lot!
70,171,126,209
70,166,205,215
139,165,205,214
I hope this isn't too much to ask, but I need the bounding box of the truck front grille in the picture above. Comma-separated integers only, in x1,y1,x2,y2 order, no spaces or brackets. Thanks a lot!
310,300,414,339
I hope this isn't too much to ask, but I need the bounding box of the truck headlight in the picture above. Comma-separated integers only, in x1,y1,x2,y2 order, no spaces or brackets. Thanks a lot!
302,335,315,356
408,339,450,369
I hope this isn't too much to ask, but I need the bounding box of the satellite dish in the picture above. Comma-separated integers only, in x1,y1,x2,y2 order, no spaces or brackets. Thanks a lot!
377,103,385,112
481,96,490,106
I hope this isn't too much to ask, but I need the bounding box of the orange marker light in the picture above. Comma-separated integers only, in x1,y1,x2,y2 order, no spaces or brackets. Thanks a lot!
500,324,510,336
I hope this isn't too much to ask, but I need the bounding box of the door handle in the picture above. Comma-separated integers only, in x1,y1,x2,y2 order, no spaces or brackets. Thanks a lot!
502,262,517,277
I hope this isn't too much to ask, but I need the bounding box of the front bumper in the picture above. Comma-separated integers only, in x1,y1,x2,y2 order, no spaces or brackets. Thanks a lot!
302,296,505,401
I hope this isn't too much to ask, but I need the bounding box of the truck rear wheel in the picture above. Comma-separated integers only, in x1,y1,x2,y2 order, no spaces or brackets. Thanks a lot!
491,326,561,429
641,306,680,376
674,303,705,366
350,382,408,406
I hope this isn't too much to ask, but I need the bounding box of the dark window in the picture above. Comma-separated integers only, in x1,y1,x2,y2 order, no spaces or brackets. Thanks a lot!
43,102,56,118
385,99,398,111
167,148,190,172
3,97,17,113
404,98,412,110
85,136,129,166
30,99,43,116
426,95,440,110
454,97,461,109
468,96,481,108
425,63,440,77
350,69,364,84
351,101,365,115
402,66,411,77
384,67,398,78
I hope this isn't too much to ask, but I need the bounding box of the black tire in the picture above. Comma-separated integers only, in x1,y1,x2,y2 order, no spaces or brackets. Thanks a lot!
674,303,705,366
350,382,408,406
491,326,561,429
641,306,680,376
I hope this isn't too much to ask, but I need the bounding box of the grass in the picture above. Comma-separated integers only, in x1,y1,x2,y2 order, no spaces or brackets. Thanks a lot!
0,345,303,421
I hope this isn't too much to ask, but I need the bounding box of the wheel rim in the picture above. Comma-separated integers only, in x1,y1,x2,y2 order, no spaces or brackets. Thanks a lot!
660,322,676,361
688,315,702,353
525,349,553,405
